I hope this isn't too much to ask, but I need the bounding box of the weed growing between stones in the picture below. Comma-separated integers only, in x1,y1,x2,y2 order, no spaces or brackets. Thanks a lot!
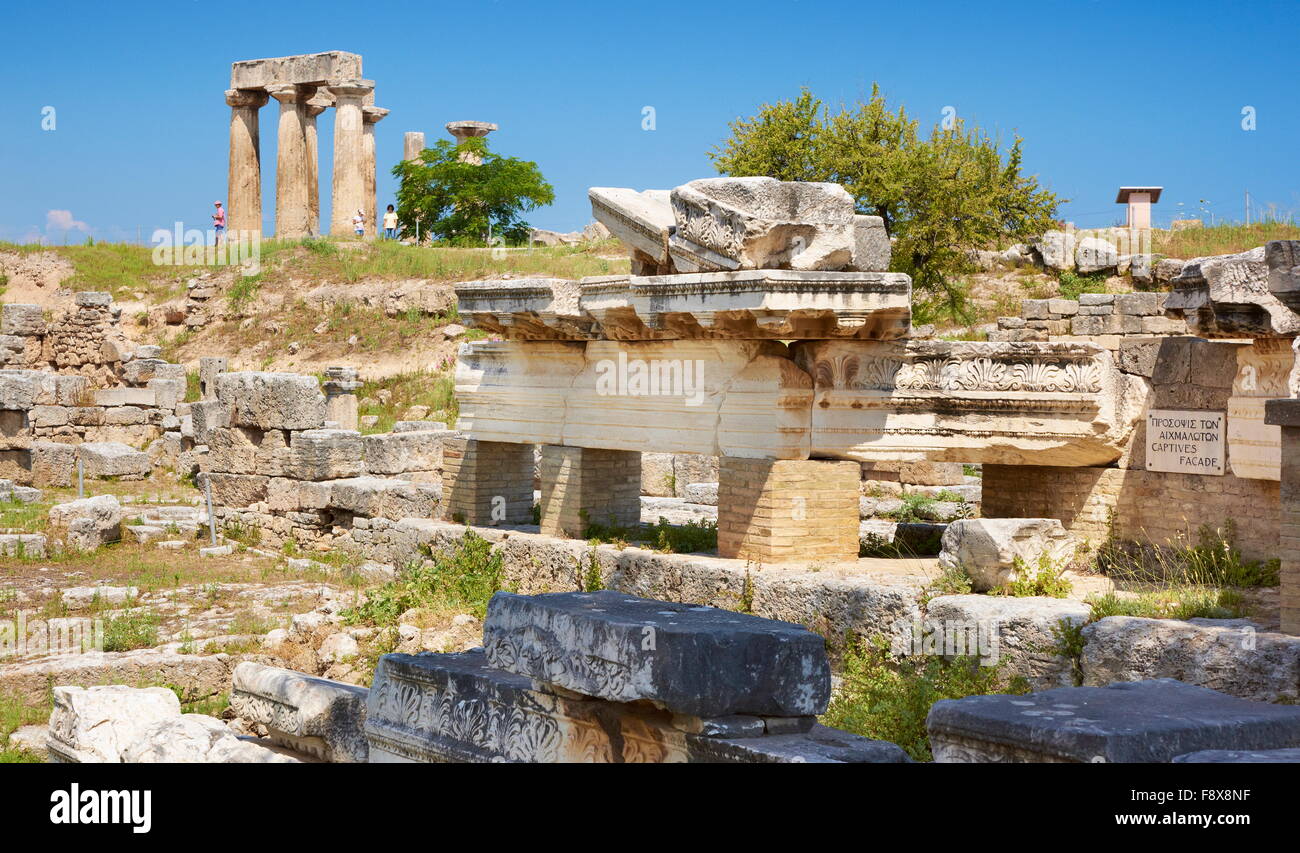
581,516,718,555
0,691,52,764
997,553,1073,598
1086,588,1246,621
343,530,505,624
102,608,161,652
820,635,1029,761
1097,519,1278,588
918,564,973,607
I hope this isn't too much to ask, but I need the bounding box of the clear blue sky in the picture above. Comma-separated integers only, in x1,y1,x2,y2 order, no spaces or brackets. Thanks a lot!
2,0,1296,244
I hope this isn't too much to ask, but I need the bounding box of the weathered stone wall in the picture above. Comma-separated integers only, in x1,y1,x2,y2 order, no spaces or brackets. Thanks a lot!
990,293,1187,344
981,464,1278,560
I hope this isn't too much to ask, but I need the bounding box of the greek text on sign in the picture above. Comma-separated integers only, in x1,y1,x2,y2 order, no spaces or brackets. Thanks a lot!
1146,409,1225,475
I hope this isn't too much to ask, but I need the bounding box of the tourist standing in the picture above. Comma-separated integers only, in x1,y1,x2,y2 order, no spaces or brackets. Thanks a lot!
383,204,399,240
353,209,365,237
212,201,226,245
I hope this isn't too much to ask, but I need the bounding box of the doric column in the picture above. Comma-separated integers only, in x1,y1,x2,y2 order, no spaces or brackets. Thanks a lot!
267,84,316,239
225,88,269,240
362,106,389,238
445,120,498,164
328,79,374,237
403,131,425,162
304,92,333,237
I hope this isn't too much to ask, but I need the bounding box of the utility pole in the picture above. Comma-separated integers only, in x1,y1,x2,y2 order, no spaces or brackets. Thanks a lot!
1245,190,1251,226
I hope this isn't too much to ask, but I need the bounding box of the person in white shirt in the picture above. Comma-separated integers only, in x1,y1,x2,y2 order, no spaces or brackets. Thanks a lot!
352,209,365,237
382,205,399,240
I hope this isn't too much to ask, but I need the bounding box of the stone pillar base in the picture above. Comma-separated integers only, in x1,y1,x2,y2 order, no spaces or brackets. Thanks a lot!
539,446,640,538
1266,400,1300,635
717,457,860,564
442,438,534,526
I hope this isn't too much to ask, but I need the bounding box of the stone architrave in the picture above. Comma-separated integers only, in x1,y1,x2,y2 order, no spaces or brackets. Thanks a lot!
454,339,813,460
329,80,374,236
1227,339,1291,480
452,270,912,341
362,107,389,237
230,51,362,90
225,89,269,239
792,339,1143,467
268,84,316,239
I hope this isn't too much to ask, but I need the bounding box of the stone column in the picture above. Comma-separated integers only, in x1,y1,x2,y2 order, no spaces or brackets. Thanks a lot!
225,89,269,240
1265,399,1300,634
304,92,333,237
267,84,316,239
445,120,498,165
328,79,373,237
717,457,861,564
538,446,641,538
403,131,425,162
442,438,534,526
322,366,360,431
362,107,389,238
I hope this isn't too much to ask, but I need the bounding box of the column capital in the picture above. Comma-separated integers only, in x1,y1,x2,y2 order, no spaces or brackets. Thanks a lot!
267,83,317,104
362,106,389,125
305,92,333,118
225,88,269,109
326,78,375,100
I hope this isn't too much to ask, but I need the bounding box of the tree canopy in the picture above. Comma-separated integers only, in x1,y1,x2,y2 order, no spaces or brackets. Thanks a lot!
392,137,555,245
708,86,1062,320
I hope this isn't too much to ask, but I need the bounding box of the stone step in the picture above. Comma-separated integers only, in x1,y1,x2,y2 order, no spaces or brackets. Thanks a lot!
927,679,1300,763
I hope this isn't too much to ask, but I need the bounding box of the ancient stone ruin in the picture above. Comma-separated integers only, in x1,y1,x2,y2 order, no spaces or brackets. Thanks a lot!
226,51,389,239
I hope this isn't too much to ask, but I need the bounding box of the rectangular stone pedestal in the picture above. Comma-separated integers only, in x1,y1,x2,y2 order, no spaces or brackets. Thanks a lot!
538,445,640,537
928,679,1300,763
717,457,860,563
1265,399,1300,635
441,438,533,526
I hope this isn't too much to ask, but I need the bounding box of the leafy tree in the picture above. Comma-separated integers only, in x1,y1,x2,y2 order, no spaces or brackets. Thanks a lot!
709,86,1062,321
391,137,555,245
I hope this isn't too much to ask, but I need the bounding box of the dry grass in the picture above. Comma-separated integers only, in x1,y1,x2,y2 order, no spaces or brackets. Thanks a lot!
1151,222,1300,259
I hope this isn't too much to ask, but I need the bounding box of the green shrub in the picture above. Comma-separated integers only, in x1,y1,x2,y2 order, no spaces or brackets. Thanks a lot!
821,635,1029,761
1057,270,1108,301
343,530,505,624
103,609,160,652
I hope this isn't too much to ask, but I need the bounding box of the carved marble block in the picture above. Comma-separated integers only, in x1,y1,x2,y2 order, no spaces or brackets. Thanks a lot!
793,339,1144,467
453,270,911,342
482,591,832,717
230,661,370,763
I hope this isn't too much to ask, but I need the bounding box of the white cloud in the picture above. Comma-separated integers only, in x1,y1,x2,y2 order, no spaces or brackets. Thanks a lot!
45,209,91,234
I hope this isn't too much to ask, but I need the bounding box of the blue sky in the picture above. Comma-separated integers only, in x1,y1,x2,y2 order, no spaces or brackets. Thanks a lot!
1,0,1296,244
